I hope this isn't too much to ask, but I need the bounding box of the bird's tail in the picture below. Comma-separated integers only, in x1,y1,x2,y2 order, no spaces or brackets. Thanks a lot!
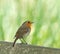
13,38,18,47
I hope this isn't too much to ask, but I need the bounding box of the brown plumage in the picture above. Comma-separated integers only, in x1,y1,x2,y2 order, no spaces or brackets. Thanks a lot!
13,21,33,47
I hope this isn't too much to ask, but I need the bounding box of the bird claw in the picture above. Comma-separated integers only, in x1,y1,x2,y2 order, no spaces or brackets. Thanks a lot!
25,43,28,44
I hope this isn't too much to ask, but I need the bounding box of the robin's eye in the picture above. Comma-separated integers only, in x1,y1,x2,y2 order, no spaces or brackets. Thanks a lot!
28,21,30,23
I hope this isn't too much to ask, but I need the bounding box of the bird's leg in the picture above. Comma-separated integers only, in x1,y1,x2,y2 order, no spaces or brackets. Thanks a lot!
19,38,27,44
21,37,27,44
19,39,24,44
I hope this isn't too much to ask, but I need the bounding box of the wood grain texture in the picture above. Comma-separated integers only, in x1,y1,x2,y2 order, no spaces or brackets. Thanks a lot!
0,41,60,54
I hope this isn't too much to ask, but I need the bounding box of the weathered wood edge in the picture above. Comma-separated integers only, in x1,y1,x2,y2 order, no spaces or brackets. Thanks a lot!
0,41,60,54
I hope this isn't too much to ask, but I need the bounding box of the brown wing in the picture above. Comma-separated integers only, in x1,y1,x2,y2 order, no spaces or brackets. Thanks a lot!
15,26,30,38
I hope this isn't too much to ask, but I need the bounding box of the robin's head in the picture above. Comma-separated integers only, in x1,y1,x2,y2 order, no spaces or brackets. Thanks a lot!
22,21,33,28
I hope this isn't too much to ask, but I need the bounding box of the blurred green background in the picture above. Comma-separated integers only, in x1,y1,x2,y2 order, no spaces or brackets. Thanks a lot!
0,0,60,48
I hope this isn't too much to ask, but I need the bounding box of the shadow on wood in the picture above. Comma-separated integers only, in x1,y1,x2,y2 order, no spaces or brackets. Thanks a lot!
0,41,60,54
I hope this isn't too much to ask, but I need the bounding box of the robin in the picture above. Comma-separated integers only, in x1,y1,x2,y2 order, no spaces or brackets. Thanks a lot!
13,21,33,47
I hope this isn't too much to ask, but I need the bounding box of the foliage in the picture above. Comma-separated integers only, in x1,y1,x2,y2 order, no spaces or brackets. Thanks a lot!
0,0,60,48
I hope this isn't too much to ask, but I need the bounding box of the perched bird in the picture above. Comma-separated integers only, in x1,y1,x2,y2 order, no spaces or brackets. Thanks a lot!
13,21,33,47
